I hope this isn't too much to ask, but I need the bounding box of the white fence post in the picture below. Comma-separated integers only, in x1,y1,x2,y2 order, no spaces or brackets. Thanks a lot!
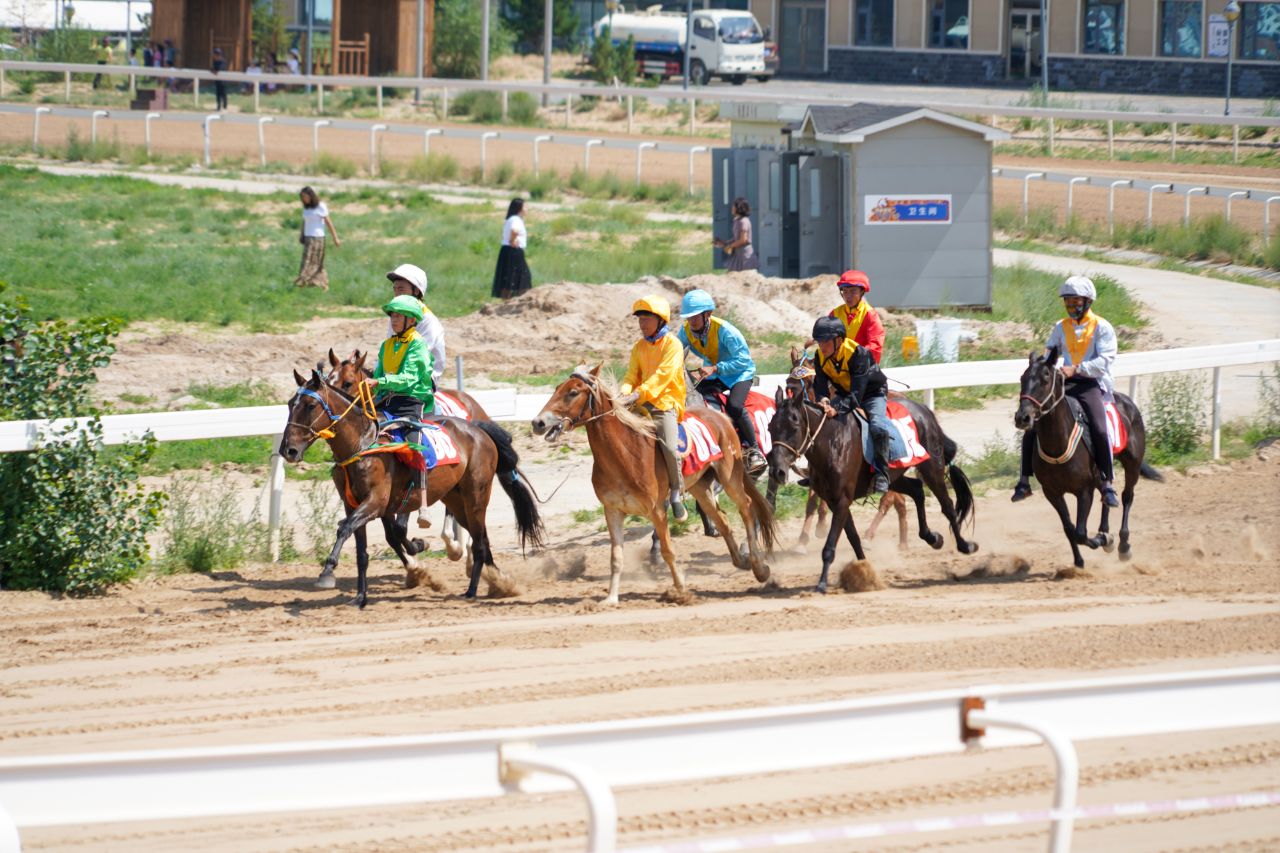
1170,121,1177,161
689,95,696,136
193,77,199,109
1106,118,1114,159
626,94,633,134
312,119,331,162
1022,172,1045,225
480,131,498,179
1184,186,1208,226
1147,182,1172,229
1232,123,1240,164
64,69,70,102
499,743,618,853
1108,179,1132,238
31,106,50,151
268,440,285,562
257,116,274,167
501,89,508,120
1265,196,1280,246
583,138,602,175
422,128,441,158
317,81,324,112
377,85,384,117
369,123,387,176
442,88,449,119
1211,366,1222,460
90,109,108,145
687,145,707,195
1047,115,1055,155
253,79,260,112
202,114,221,166
1225,190,1249,222
532,134,551,176
564,93,571,128
635,141,655,187
1065,176,1087,221
0,801,19,853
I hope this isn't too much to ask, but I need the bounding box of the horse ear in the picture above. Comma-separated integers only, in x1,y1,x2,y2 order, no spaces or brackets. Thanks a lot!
775,386,785,406
293,368,306,387
1046,345,1061,367
589,363,602,377
355,350,367,368
1028,350,1038,364
328,348,340,368
310,368,324,386
790,345,802,366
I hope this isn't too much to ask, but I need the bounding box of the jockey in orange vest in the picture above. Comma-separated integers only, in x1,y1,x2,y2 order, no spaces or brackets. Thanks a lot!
828,270,885,364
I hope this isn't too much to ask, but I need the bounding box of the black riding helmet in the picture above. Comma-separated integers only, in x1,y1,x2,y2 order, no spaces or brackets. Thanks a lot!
812,316,845,342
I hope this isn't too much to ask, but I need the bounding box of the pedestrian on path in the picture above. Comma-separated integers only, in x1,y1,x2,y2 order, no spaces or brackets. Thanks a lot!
714,197,758,272
211,48,228,111
492,198,532,300
294,186,340,289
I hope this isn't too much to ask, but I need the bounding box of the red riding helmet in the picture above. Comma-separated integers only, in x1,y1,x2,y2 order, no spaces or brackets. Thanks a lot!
837,270,871,292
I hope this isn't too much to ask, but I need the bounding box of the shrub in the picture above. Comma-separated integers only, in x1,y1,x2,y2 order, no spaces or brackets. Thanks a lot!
0,286,164,594
589,26,636,86
405,153,459,182
314,151,357,179
434,0,514,78
508,91,540,125
453,89,503,122
157,475,299,572
1144,372,1206,460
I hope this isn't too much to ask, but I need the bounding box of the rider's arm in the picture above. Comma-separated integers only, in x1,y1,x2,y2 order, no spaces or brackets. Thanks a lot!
715,323,756,383
635,338,683,406
813,366,831,402
420,313,446,383
847,346,873,405
860,309,886,364
619,344,643,395
1075,320,1117,381
375,341,433,398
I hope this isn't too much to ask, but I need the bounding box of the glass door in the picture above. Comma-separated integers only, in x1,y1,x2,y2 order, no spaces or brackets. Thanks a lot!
1008,10,1042,79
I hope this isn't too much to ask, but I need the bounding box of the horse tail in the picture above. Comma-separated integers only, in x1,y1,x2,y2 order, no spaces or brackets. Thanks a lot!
475,420,547,554
942,434,959,465
948,462,976,528
1139,461,1165,482
742,470,778,554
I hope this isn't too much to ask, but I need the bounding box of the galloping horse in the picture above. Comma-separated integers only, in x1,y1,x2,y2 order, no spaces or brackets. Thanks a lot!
280,370,544,607
325,349,487,561
531,364,776,604
768,387,977,593
1014,346,1162,570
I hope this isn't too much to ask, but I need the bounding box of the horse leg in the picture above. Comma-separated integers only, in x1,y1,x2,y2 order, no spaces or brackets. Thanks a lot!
379,516,420,571
648,530,663,565
692,481,746,570
650,509,684,596
916,462,978,555
765,477,778,511
603,508,627,605
840,511,866,561
353,524,369,609
894,493,910,551
1075,489,1106,550
799,491,823,546
895,477,942,550
1045,489,1085,569
817,500,851,594
865,495,890,540
440,511,465,562
1118,456,1138,561
318,503,377,591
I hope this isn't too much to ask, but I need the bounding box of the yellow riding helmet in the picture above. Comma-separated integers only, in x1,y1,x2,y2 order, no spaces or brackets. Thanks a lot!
631,295,671,323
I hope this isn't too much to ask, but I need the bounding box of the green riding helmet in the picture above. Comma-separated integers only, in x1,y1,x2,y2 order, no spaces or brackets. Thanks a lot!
382,294,425,322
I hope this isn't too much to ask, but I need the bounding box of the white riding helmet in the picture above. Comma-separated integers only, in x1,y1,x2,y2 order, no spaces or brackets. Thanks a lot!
1059,275,1096,301
386,263,427,297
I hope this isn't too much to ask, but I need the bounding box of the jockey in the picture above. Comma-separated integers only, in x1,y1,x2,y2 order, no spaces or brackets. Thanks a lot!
386,263,445,392
676,289,767,477
828,269,886,364
1012,275,1120,508
811,316,893,494
365,294,435,528
616,295,690,523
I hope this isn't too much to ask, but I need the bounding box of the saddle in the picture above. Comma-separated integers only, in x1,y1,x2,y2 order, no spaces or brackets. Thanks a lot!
1064,396,1128,456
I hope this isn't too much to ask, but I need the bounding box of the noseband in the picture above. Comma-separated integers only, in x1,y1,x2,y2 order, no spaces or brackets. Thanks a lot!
1019,367,1065,425
287,383,376,441
772,401,829,465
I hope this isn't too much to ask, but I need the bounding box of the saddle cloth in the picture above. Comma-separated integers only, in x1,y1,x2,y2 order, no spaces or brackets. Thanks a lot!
744,391,777,455
432,391,470,420
1066,397,1129,455
381,420,462,469
856,399,932,471
676,415,724,477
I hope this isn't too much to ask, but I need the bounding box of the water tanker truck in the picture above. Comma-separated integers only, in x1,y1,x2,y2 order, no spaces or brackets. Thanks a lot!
593,5,769,85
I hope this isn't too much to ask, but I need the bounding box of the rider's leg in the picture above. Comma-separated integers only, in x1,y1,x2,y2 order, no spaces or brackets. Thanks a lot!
1012,430,1035,501
647,404,687,522
724,378,765,472
864,394,892,494
386,394,430,526
1067,379,1117,506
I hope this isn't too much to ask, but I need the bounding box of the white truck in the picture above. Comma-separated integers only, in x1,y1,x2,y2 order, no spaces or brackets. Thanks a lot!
593,5,769,86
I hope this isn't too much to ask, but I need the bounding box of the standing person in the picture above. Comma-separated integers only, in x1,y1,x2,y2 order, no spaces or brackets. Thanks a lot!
1011,275,1120,508
287,47,301,75
364,295,435,529
92,36,112,89
210,48,228,111
616,296,690,522
713,196,758,272
676,289,767,475
386,263,445,392
491,198,532,300
827,269,886,364
811,316,893,494
294,186,341,289
142,43,153,68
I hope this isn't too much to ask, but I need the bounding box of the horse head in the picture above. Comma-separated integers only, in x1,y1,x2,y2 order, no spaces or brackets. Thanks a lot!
531,363,601,442
766,384,818,487
1015,344,1063,431
325,348,370,395
786,344,817,403
281,368,339,462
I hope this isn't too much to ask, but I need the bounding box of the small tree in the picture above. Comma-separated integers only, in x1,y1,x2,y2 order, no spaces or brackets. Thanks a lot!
589,26,635,86
0,286,164,594
433,0,514,79
503,0,579,54
251,0,287,63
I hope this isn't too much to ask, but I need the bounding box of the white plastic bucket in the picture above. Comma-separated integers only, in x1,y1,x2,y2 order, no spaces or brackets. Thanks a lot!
914,319,962,362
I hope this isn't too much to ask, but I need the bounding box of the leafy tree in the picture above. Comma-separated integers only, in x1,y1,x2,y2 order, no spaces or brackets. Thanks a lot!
0,286,164,594
503,0,579,53
588,26,635,86
252,0,287,63
433,0,514,79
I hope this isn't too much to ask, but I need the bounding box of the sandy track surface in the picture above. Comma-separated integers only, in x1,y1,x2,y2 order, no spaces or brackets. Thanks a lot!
7,446,1279,851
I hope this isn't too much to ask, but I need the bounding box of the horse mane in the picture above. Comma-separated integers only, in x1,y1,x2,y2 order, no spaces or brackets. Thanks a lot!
572,364,656,438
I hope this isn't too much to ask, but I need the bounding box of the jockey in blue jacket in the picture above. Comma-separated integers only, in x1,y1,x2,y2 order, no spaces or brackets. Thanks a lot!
676,289,767,476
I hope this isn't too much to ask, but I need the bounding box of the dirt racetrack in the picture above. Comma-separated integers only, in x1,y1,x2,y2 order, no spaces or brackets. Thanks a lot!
6,441,1279,851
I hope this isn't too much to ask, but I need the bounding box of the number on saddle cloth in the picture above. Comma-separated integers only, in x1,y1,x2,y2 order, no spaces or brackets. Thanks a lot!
675,416,724,477
1065,397,1128,455
856,402,930,470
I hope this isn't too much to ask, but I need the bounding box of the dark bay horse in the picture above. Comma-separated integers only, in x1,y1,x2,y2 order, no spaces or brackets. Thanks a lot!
1014,346,1162,571
767,387,977,593
280,369,544,607
531,364,776,604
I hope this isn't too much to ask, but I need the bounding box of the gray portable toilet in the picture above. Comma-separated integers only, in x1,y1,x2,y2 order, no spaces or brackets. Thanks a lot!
717,102,1009,310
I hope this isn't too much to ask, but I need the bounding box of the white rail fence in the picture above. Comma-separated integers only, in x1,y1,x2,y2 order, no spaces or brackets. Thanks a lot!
0,339,1276,560
0,666,1276,853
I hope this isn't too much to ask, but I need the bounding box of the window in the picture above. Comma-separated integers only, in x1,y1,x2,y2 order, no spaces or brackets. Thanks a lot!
855,0,894,46
929,0,969,48
1159,1,1202,56
722,159,730,206
809,168,821,218
693,17,715,40
717,16,763,44
769,161,780,212
1083,0,1126,54
787,163,798,213
1240,3,1280,60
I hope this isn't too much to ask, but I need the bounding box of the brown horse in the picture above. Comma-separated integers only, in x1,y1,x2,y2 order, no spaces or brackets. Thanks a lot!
1014,346,1162,571
280,369,545,607
531,365,776,604
324,348,489,561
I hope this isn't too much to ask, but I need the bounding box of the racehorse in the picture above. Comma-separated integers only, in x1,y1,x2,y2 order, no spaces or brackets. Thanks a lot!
324,348,488,562
531,364,776,604
767,386,977,593
280,369,544,607
1014,346,1162,571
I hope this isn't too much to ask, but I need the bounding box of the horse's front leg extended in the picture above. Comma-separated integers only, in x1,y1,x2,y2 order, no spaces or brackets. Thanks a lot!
840,512,866,561
1075,490,1105,550
800,491,823,546
353,525,370,609
321,501,380,584
817,499,850,594
1045,490,1085,569
603,508,627,605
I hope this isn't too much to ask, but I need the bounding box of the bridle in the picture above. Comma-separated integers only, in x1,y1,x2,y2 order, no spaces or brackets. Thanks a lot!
1018,363,1065,426
771,398,829,467
286,381,378,443
548,370,620,435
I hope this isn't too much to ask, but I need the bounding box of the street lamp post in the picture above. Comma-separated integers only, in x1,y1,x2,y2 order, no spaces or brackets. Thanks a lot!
1223,0,1240,116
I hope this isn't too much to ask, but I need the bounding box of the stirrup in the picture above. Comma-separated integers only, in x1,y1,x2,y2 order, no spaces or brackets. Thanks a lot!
1011,481,1033,503
1101,486,1120,508
872,473,890,495
670,494,689,523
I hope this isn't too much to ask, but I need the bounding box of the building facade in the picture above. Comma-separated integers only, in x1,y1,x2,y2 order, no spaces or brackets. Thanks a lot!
747,0,1280,95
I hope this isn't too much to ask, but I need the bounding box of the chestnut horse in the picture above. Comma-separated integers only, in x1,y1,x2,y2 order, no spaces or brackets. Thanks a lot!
531,365,775,604
280,369,544,607
1014,346,1162,571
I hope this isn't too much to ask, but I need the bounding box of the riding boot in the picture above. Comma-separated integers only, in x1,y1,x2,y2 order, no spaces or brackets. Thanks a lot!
744,445,767,477
1101,481,1120,508
872,432,892,494
1011,430,1035,502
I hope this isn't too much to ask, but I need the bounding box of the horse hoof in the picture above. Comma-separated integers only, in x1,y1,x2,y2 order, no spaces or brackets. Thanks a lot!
314,573,336,590
1119,546,1132,562
798,533,810,546
961,541,979,555
929,531,944,550
815,583,828,595
408,538,426,556
1102,534,1116,553
350,596,366,609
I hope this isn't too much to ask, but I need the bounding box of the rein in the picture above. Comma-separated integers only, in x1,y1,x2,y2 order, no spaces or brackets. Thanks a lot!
287,381,379,442
773,402,829,465
1022,367,1082,466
